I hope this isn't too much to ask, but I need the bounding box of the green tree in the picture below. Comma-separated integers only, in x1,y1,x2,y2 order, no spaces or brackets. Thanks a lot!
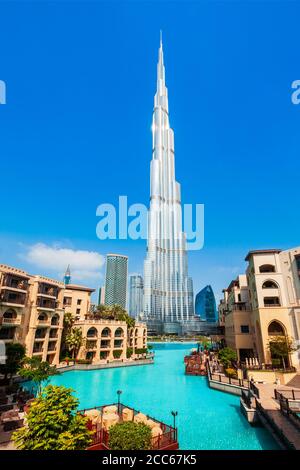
95,304,135,328
126,347,133,358
12,385,92,450
218,347,237,369
63,311,75,330
65,327,83,359
0,342,25,385
18,357,59,396
108,421,152,450
268,335,298,369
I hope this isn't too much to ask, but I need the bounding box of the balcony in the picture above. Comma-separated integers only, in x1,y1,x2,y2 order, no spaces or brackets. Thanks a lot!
86,340,97,350
35,329,47,340
36,298,57,310
100,340,111,349
0,289,26,306
33,344,43,354
114,340,123,349
230,303,249,311
38,283,59,298
49,330,58,339
0,327,16,340
2,316,21,326
263,297,281,308
1,274,29,292
47,342,57,352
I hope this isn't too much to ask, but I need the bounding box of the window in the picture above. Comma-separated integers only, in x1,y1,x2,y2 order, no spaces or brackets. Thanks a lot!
77,299,82,305
259,264,275,273
76,308,81,315
63,297,72,306
262,280,278,289
264,297,280,307
240,325,249,334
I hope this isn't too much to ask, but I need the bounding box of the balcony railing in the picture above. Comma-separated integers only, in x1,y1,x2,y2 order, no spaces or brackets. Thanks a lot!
36,298,56,309
0,290,26,305
2,275,29,291
38,284,59,297
80,403,178,451
2,317,21,325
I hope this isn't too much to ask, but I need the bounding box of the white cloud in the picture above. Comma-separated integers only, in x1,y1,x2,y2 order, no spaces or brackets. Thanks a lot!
21,243,104,284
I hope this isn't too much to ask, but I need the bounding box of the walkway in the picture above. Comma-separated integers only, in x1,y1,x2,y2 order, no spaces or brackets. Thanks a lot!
254,383,300,450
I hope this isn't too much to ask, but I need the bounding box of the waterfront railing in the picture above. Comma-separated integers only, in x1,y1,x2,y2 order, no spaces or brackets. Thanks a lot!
79,402,178,450
207,361,249,389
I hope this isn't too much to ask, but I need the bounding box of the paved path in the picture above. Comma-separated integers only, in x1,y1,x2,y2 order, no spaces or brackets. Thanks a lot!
254,382,300,449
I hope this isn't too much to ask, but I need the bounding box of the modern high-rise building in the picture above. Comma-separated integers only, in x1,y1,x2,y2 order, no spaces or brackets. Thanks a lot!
98,286,105,305
129,274,144,320
143,37,194,334
195,285,218,323
104,254,128,308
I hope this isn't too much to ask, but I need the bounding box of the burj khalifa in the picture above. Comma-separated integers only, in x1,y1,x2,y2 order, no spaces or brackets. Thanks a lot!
143,36,194,334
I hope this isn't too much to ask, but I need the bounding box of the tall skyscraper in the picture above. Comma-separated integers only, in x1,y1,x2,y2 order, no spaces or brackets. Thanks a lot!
129,274,144,319
195,285,218,323
143,36,194,334
104,254,128,308
98,286,105,305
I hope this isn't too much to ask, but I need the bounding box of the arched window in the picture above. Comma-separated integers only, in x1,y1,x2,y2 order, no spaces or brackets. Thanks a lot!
262,280,278,289
101,327,111,338
259,264,275,273
268,321,285,336
38,313,48,321
51,314,59,326
87,327,97,338
115,327,124,338
3,309,17,319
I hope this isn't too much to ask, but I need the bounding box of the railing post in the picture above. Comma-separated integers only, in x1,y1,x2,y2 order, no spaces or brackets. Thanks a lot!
219,374,221,382
292,389,295,401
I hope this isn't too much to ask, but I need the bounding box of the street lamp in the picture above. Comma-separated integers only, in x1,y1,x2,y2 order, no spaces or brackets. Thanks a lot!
117,390,122,414
171,410,178,430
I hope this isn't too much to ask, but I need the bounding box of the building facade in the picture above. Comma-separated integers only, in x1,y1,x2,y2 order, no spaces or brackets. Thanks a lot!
63,284,95,321
129,275,144,320
143,38,194,334
220,247,300,368
76,319,147,363
104,254,128,308
195,285,218,323
0,265,64,365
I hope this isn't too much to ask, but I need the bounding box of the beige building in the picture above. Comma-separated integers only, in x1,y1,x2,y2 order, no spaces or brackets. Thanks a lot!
0,263,148,367
220,248,300,369
63,284,95,321
75,319,147,363
222,275,254,362
0,265,65,365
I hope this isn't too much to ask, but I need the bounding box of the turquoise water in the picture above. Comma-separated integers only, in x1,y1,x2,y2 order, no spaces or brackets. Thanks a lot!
47,343,279,450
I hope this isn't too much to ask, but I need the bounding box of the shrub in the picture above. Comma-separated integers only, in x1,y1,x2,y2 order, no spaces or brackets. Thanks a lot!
12,385,92,450
135,348,147,355
113,350,122,359
218,347,237,368
126,347,133,358
108,421,152,450
225,368,237,378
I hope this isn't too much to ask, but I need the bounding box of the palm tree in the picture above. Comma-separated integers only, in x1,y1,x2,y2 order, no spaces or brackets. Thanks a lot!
65,327,84,360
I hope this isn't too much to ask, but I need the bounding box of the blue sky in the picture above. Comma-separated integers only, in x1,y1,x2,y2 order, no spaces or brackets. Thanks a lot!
0,0,300,302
